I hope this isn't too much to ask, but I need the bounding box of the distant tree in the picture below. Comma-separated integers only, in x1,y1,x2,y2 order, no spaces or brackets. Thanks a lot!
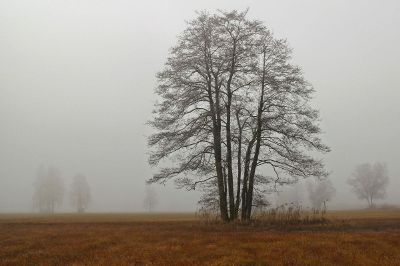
143,185,158,212
348,162,389,208
307,179,335,209
148,10,329,222
70,174,91,213
33,165,64,213
276,182,304,207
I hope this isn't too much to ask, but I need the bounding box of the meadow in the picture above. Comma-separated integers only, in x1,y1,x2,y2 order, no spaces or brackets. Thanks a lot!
0,209,399,265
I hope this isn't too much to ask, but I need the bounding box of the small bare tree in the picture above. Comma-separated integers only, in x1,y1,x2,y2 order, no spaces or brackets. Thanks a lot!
348,162,389,208
143,185,158,212
307,179,335,210
33,165,64,213
70,174,91,213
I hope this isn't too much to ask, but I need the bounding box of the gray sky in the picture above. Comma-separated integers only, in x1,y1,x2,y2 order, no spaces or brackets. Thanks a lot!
0,0,399,212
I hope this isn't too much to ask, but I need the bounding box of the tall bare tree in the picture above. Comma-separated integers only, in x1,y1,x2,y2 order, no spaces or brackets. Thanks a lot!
348,162,389,208
307,179,336,209
148,10,329,221
33,165,64,213
70,174,91,213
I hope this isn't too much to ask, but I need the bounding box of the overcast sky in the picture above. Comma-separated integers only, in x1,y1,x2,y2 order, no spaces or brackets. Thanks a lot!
0,0,399,212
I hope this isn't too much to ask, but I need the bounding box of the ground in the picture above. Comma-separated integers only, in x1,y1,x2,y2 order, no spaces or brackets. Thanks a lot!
0,210,399,265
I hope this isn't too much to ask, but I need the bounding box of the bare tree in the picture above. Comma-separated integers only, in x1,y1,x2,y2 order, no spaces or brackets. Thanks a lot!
348,162,389,208
148,10,329,221
307,179,335,210
276,182,305,207
143,185,158,212
70,174,91,213
33,165,64,213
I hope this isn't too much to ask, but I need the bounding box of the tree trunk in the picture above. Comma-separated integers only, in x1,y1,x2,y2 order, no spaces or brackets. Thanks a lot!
234,112,243,219
241,136,255,220
213,124,229,221
245,50,267,221
225,44,236,221
226,94,235,220
204,49,229,222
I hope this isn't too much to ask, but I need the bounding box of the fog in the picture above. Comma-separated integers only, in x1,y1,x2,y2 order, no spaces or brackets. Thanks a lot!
0,0,399,212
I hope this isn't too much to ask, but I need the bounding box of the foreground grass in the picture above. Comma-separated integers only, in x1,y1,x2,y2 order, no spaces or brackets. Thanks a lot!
0,210,399,265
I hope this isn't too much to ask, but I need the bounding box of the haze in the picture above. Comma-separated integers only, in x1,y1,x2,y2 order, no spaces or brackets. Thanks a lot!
0,0,399,212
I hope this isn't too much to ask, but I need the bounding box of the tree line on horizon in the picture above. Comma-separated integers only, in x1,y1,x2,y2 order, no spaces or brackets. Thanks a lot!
31,161,389,214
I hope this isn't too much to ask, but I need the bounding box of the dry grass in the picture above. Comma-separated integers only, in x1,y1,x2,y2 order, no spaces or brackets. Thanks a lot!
0,210,400,265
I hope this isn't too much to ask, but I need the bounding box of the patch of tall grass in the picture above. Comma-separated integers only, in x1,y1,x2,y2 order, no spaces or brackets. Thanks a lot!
196,203,328,225
252,203,328,225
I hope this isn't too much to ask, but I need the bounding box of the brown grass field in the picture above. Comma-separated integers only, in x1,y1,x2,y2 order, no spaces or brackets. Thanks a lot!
0,209,400,265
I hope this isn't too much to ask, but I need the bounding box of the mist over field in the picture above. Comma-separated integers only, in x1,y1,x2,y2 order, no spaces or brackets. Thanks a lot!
1,0,399,213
